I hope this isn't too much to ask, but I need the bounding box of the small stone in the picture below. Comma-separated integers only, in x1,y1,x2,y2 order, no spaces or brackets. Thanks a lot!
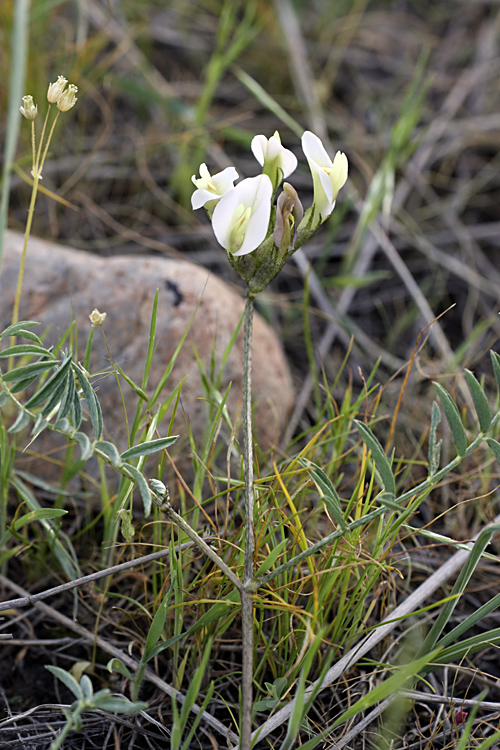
0,231,294,490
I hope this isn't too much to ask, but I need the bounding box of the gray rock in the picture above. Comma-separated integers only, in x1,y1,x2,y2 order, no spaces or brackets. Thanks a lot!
0,230,294,489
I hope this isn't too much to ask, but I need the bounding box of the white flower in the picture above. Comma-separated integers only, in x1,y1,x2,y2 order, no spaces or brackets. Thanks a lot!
19,95,38,121
191,163,239,210
251,131,297,189
57,84,78,112
212,175,273,256
47,76,68,104
89,308,107,327
301,131,348,220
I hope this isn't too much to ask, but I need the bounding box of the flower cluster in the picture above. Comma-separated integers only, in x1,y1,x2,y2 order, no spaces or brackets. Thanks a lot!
191,131,347,294
20,75,78,122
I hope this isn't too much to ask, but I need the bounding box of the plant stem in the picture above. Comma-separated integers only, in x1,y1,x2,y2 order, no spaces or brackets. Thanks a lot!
240,290,255,750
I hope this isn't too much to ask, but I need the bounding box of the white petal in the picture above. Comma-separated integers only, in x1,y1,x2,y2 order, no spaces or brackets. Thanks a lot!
279,149,298,179
191,188,217,210
233,188,272,255
212,175,272,255
251,135,268,166
301,131,332,169
212,166,239,193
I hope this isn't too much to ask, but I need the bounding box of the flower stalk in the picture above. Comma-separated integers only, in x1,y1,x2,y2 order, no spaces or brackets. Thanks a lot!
240,291,256,749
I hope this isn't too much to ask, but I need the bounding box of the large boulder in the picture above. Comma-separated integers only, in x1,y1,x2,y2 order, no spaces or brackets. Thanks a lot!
0,230,294,489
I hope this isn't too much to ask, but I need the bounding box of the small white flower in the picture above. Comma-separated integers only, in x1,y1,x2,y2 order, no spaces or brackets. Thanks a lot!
301,131,348,220
89,308,107,327
191,163,239,210
57,84,78,112
19,95,38,121
47,75,68,104
251,131,297,188
212,174,272,256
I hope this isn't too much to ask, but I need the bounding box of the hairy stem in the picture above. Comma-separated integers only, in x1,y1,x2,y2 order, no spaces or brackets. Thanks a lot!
240,291,255,749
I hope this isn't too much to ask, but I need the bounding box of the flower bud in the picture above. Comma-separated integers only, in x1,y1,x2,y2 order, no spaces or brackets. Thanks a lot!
89,308,107,327
273,183,304,254
47,76,68,104
20,95,38,121
57,84,78,112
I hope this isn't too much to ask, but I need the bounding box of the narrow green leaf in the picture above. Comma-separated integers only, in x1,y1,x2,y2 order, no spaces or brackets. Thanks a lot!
54,417,72,435
58,372,77,422
144,587,172,658
40,376,70,417
120,436,179,461
10,375,38,393
73,364,103,440
0,344,52,358
145,631,187,661
92,695,148,714
11,508,67,531
486,438,500,465
13,470,80,496
2,360,55,382
179,639,212,732
428,401,442,476
298,458,347,531
123,464,152,516
419,522,500,656
45,665,83,700
80,674,94,699
31,414,49,440
7,408,30,434
95,440,123,468
490,350,500,396
431,628,500,671
73,431,93,462
433,382,467,456
256,539,287,576
113,361,148,402
0,392,9,407
355,420,396,495
71,389,82,430
0,321,40,339
332,650,441,728
465,369,491,432
107,658,133,681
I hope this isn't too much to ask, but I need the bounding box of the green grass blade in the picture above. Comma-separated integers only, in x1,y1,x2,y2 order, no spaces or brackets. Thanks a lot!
331,650,441,729
418,522,500,656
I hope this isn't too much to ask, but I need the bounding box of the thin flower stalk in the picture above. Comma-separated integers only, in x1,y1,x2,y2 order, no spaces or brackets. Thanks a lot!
12,78,77,344
240,291,255,749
